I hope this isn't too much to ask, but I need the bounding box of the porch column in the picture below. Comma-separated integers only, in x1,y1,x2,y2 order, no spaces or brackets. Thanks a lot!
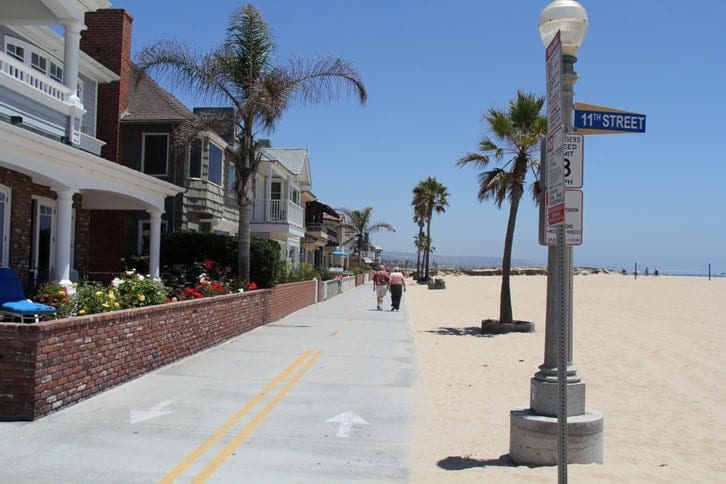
61,20,85,144
54,188,75,290
147,208,163,279
61,21,84,104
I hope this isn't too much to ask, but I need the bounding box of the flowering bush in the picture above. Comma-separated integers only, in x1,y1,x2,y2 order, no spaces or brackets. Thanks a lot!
32,261,240,319
113,270,168,308
73,283,120,315
33,282,74,318
175,260,234,300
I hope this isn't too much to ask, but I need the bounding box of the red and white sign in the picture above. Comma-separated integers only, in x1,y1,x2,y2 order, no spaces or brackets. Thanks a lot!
545,31,564,227
547,189,583,246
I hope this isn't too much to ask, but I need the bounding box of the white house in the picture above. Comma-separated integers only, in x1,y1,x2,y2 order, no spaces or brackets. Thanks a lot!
0,0,182,289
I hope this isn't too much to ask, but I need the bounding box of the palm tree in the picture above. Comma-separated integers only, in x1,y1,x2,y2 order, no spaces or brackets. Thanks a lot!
413,213,425,278
136,5,367,284
337,207,394,266
412,177,450,281
456,91,546,325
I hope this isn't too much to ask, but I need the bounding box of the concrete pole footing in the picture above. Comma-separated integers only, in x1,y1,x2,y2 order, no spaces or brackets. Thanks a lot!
509,406,604,465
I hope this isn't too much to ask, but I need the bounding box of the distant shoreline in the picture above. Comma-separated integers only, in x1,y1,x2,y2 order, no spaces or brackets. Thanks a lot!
424,267,725,278
434,266,612,276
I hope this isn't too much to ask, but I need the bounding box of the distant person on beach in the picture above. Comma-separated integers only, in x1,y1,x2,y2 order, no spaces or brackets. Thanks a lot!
645,267,649,276
388,267,406,311
654,268,659,276
372,265,390,310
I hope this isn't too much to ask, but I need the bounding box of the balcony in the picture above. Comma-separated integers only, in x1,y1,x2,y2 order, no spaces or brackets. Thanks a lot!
0,51,84,144
252,198,304,228
306,223,338,245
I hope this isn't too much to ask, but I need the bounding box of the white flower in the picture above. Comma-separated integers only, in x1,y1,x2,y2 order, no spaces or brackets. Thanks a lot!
137,274,144,281
111,277,123,287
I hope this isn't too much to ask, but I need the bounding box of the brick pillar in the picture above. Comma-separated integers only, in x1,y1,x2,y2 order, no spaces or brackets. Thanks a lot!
80,9,133,163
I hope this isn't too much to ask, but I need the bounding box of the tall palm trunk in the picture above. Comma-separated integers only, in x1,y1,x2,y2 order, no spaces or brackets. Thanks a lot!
415,227,423,277
424,219,432,280
357,235,364,266
499,190,522,325
238,197,252,284
237,122,256,284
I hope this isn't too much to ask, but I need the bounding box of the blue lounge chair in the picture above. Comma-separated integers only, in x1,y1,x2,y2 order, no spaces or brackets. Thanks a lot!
0,268,56,323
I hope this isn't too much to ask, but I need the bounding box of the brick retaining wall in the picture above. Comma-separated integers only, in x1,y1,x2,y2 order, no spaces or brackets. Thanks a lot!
0,280,321,421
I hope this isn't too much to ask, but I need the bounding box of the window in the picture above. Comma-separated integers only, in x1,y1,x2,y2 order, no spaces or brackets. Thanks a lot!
189,140,202,178
226,163,236,200
142,133,169,176
6,42,24,61
50,62,63,83
4,36,64,85
31,52,47,74
271,181,282,200
208,143,223,185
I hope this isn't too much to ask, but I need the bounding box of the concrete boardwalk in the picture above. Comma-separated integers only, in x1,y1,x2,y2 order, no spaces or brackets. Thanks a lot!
0,282,420,483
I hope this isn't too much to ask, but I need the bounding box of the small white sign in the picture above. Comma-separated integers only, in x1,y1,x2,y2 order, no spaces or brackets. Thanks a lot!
547,189,583,246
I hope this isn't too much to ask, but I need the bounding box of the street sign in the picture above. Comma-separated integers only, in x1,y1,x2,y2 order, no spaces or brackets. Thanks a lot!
574,102,646,134
546,31,562,130
546,189,583,246
545,31,564,227
563,133,583,188
546,126,565,226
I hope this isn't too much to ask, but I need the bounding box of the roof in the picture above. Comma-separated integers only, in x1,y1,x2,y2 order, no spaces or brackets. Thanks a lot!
258,147,308,176
122,67,194,123
308,200,340,217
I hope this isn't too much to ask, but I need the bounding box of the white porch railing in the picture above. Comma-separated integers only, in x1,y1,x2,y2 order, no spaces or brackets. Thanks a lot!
0,52,71,103
0,52,83,144
252,198,304,227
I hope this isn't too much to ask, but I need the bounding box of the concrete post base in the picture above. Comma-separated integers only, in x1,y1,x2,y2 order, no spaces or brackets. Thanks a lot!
530,378,586,417
509,406,604,465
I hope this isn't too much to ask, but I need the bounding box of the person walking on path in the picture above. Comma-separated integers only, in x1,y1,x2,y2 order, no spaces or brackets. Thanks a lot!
372,264,390,310
388,267,406,311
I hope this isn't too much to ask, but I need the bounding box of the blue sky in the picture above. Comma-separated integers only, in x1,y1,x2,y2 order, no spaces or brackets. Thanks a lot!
109,0,725,274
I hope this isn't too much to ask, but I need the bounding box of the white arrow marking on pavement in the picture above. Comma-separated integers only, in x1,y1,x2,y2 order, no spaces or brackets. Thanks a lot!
130,400,173,424
325,411,369,437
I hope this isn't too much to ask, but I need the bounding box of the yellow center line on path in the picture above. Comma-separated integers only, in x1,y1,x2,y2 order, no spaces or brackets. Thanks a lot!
192,350,324,483
159,350,320,483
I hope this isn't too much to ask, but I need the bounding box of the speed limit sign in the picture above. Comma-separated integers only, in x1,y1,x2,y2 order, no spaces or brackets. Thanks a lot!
562,133,583,188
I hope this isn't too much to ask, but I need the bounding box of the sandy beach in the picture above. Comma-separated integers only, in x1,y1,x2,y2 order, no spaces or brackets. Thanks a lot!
405,273,726,483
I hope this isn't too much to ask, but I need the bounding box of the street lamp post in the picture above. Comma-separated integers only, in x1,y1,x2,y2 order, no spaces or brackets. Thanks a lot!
509,0,603,471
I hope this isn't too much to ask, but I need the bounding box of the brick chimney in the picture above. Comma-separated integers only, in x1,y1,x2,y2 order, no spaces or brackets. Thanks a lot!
80,9,133,163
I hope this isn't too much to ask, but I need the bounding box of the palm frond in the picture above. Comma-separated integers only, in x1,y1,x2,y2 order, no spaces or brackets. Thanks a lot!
285,57,367,106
